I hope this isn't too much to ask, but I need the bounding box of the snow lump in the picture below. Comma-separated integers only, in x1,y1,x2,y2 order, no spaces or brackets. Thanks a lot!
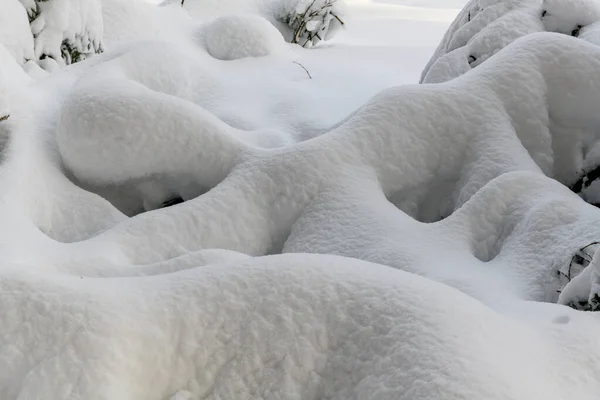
203,14,286,60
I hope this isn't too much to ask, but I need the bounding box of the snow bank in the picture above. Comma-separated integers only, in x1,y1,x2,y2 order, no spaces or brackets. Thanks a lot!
6,0,600,398
4,254,600,399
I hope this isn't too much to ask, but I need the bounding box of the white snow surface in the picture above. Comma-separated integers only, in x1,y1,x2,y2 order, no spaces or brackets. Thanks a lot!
203,15,287,60
0,0,34,64
6,0,600,399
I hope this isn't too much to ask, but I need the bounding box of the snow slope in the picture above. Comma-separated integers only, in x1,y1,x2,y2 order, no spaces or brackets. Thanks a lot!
6,0,600,399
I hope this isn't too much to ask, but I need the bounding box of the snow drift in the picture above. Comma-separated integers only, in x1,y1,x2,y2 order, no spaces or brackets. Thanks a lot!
3,0,600,398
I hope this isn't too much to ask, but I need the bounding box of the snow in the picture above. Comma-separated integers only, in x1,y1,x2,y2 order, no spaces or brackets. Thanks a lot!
0,0,34,64
203,15,287,60
6,0,600,398
22,0,104,65
421,0,600,83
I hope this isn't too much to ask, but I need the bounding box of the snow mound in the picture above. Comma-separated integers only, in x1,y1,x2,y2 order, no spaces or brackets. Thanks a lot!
421,0,600,83
203,15,286,60
5,254,600,399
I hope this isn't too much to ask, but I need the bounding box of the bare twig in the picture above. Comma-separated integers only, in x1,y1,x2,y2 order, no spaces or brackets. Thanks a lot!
333,13,345,26
288,0,344,46
293,61,312,79
0,114,9,122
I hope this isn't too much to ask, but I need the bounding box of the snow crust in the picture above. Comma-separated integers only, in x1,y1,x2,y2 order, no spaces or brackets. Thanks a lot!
5,0,600,398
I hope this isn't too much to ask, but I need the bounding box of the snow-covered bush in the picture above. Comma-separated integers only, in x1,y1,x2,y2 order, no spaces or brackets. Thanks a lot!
162,0,347,47
421,0,600,83
18,0,104,66
423,0,600,311
283,0,346,47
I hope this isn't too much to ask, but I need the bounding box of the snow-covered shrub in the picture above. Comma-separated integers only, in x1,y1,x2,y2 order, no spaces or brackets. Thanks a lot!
559,243,600,311
421,0,600,205
283,0,346,47
421,0,600,83
203,15,286,60
161,0,347,47
541,0,600,35
19,0,104,66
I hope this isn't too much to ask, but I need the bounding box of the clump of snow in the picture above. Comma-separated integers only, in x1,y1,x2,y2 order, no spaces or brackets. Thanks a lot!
203,15,287,60
0,0,34,64
541,0,600,35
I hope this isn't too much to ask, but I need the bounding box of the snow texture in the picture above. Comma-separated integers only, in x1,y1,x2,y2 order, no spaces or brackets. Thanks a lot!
5,0,600,398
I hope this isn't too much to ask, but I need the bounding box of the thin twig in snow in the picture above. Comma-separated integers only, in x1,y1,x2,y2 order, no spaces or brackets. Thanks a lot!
293,61,313,79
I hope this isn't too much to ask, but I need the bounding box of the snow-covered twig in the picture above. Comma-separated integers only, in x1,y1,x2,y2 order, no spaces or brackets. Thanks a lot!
285,0,345,47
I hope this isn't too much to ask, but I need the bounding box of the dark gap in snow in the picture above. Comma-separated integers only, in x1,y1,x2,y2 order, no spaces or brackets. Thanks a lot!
569,164,600,193
161,197,184,208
